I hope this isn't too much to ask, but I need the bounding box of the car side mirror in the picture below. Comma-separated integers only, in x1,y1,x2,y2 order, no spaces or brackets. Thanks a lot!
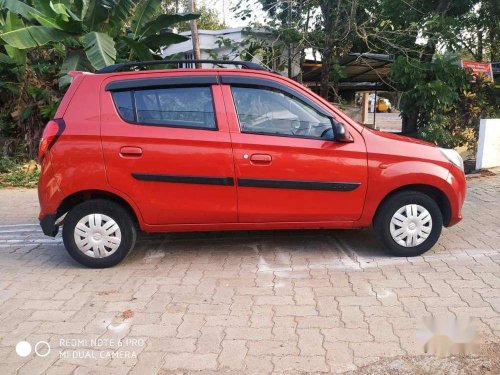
333,122,353,143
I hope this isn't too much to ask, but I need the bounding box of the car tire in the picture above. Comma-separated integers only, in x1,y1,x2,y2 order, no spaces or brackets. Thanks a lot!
373,191,443,257
62,199,136,268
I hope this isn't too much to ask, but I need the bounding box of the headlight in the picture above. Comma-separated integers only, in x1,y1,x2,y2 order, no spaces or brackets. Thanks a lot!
439,148,464,171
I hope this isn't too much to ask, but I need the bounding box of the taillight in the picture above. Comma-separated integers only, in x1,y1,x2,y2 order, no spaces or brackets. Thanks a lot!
38,119,65,162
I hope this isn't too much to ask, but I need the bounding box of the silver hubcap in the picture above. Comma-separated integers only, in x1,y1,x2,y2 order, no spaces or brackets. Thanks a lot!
390,204,432,247
74,214,121,258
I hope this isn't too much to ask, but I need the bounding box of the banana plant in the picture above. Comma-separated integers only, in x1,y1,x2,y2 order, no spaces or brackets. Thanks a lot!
0,10,27,94
0,0,199,86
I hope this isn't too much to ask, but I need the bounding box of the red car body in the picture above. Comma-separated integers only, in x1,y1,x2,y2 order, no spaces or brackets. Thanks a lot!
38,68,466,239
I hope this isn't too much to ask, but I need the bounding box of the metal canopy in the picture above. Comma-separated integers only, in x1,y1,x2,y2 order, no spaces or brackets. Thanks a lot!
301,53,394,91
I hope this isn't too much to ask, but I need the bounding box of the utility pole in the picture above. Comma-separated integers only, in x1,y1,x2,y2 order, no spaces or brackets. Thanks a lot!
188,0,202,68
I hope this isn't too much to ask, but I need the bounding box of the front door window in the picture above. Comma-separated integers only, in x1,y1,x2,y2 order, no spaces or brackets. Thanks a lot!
231,86,332,139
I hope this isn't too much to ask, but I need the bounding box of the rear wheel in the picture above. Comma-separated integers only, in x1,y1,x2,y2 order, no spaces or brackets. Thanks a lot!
373,191,443,257
62,199,136,268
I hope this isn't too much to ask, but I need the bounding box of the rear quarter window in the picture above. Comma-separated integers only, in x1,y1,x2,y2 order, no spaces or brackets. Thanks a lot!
111,86,216,130
112,91,135,122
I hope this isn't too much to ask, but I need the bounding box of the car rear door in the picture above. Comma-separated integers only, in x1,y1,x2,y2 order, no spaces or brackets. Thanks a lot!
220,74,368,223
100,72,237,225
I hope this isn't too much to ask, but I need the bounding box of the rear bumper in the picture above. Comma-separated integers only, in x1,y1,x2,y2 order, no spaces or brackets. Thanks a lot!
40,214,59,237
38,154,64,237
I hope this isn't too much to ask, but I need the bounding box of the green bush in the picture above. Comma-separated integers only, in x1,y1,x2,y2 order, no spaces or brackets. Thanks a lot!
0,156,17,173
419,115,472,149
390,56,500,151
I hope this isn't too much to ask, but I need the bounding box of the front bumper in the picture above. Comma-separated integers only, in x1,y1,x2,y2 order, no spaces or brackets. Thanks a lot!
446,167,467,227
40,214,59,237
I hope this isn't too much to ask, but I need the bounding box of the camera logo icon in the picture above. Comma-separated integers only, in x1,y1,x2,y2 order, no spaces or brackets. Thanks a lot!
16,341,51,357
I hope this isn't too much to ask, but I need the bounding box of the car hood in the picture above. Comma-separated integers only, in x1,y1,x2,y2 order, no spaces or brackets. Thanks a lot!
361,126,453,168
365,128,435,147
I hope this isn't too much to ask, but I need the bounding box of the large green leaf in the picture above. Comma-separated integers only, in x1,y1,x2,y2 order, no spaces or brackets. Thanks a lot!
28,12,81,33
0,26,68,49
142,31,189,50
130,0,162,37
29,11,64,29
60,49,93,74
83,0,110,31
120,36,153,61
0,0,43,22
0,52,16,65
72,0,90,21
140,13,200,38
109,0,135,35
44,0,83,22
2,13,27,67
49,2,71,21
4,10,24,31
82,31,116,69
0,0,80,33
4,45,27,67
59,49,92,88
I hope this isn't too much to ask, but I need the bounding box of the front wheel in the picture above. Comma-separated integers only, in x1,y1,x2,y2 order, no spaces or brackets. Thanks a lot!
373,191,443,257
62,199,137,268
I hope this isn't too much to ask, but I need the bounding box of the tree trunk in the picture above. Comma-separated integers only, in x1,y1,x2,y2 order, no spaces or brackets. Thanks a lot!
318,0,357,100
287,0,293,78
402,113,418,136
477,30,483,61
297,2,310,84
405,0,451,134
319,2,334,99
489,0,499,61
320,51,332,99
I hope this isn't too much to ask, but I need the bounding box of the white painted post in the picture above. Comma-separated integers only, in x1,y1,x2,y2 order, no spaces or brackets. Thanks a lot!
476,119,500,170
361,93,369,125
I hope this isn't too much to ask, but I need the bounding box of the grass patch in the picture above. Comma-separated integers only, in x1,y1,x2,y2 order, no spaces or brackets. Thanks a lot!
0,157,39,188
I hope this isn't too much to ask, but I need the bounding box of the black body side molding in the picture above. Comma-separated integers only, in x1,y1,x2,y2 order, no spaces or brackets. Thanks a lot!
238,178,360,191
132,173,234,186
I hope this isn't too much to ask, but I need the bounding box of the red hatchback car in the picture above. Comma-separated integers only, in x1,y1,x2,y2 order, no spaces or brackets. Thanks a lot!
38,60,466,268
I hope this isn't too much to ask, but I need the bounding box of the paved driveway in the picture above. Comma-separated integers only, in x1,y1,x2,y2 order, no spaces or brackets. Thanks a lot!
0,173,499,374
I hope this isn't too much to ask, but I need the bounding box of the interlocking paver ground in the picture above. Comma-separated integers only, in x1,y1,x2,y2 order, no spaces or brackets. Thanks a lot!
0,172,499,374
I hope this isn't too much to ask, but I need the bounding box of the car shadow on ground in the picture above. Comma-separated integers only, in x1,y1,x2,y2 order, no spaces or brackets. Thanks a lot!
127,228,390,266
0,228,397,270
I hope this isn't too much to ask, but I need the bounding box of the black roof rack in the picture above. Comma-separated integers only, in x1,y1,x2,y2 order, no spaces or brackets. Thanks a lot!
96,60,269,74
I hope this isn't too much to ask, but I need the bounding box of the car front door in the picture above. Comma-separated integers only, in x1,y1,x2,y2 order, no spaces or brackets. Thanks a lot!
221,75,368,223
101,73,237,225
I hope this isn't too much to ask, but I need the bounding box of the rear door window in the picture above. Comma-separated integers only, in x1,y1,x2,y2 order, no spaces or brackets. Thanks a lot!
112,86,216,129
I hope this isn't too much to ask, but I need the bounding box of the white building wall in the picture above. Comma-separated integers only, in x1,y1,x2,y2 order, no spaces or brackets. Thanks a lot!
161,27,300,76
